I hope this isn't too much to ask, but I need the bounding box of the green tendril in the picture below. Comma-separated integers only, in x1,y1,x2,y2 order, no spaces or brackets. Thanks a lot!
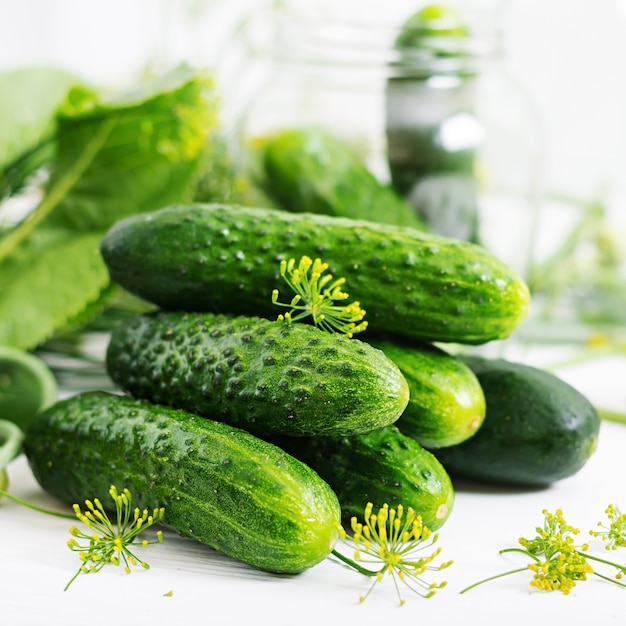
64,485,165,591
331,502,452,605
0,419,25,497
461,507,626,595
272,255,368,338
0,420,24,470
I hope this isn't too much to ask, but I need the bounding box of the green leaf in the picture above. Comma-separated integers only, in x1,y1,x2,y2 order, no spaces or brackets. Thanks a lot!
45,64,219,232
0,230,110,349
0,65,218,350
0,66,80,198
0,66,80,168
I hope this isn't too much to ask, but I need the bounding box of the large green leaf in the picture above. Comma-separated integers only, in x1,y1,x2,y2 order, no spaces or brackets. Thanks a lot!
0,230,109,349
0,66,80,168
45,65,218,231
0,66,80,198
0,65,218,350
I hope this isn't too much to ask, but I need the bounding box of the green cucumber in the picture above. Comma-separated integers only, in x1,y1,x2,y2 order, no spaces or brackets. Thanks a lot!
270,425,454,531
99,203,530,345
23,391,341,574
105,310,409,437
257,126,428,230
432,356,601,486
386,5,480,242
369,338,486,448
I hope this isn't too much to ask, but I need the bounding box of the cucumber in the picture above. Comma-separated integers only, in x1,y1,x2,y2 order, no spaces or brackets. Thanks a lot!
105,310,409,437
386,5,480,242
368,338,486,448
432,356,601,486
23,391,341,574
270,425,454,531
99,203,530,345
257,126,428,230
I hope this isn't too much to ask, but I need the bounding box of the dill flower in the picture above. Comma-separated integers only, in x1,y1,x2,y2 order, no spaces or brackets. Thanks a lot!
332,502,452,605
461,507,626,595
590,503,626,551
528,551,592,594
272,255,368,338
520,509,592,594
65,485,165,590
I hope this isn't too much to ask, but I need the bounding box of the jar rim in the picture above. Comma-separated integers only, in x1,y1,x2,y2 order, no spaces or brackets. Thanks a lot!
265,10,502,76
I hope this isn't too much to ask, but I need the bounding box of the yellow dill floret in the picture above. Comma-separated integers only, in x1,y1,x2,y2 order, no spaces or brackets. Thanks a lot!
272,255,367,338
64,485,165,591
462,506,626,595
590,503,626,551
334,502,452,605
528,550,592,594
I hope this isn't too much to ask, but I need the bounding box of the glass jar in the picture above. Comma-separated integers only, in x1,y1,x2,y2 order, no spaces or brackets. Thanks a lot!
223,0,545,279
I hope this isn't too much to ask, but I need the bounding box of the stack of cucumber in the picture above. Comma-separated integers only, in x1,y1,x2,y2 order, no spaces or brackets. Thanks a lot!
23,197,600,577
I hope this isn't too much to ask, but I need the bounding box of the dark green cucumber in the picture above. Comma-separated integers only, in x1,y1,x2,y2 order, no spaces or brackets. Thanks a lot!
257,126,428,230
106,310,409,437
386,6,479,242
432,356,601,486
270,425,454,531
100,203,530,345
24,391,341,574
369,338,486,448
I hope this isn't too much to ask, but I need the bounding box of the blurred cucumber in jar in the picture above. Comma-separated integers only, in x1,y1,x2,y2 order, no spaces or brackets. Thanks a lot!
254,125,428,230
385,2,544,283
385,4,481,242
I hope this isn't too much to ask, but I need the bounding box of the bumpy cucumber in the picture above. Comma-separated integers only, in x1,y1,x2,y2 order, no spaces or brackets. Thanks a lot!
106,310,409,437
100,204,530,345
432,356,601,486
369,338,486,448
257,126,428,230
24,391,341,574
270,426,454,531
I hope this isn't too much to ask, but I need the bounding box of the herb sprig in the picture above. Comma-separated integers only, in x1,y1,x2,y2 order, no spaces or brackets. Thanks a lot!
461,507,626,594
65,485,165,590
0,461,165,591
272,255,368,338
590,504,626,552
332,502,452,605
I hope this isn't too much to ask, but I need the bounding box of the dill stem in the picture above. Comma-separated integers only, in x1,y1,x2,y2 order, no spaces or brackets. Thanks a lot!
331,549,379,577
459,567,529,594
0,489,75,519
580,551,626,574
64,569,82,592
590,570,626,588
